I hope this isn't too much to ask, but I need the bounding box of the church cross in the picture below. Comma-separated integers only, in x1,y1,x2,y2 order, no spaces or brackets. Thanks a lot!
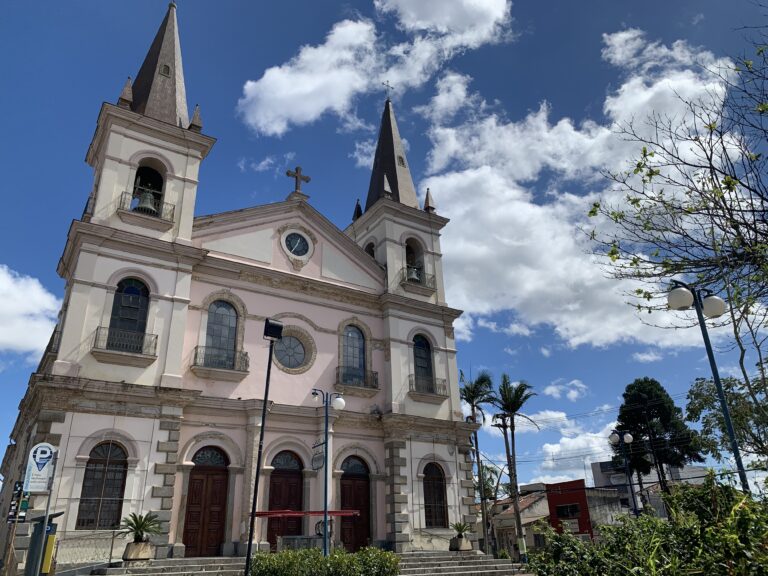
286,166,311,193
382,80,394,100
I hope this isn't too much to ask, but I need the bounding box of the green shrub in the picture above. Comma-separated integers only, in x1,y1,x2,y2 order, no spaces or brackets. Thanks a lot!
496,548,510,560
250,547,399,576
528,472,768,576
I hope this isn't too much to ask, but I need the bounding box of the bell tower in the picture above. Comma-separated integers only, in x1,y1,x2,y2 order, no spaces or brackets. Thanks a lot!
83,2,214,243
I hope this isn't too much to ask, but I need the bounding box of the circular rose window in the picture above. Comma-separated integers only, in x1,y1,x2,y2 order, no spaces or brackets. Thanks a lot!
272,326,316,374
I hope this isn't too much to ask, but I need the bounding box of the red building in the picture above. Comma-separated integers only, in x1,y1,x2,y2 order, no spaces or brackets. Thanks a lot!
544,479,593,537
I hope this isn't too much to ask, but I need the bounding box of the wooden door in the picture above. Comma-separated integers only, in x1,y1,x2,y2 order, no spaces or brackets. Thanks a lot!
340,474,370,551
183,468,228,557
267,470,303,550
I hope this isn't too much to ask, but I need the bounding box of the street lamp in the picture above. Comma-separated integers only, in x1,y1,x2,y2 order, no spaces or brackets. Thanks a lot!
312,388,345,556
608,430,639,516
244,319,283,576
667,280,750,494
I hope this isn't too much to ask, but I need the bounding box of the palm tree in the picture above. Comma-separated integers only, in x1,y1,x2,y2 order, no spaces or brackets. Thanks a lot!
492,375,537,562
460,369,495,554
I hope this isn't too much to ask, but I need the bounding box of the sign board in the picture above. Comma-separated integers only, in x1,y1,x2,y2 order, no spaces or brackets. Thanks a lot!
311,450,324,471
23,443,56,493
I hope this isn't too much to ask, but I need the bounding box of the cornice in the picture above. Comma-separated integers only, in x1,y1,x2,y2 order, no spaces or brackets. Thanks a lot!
380,293,463,324
57,220,207,279
345,197,450,237
381,412,476,437
86,103,216,166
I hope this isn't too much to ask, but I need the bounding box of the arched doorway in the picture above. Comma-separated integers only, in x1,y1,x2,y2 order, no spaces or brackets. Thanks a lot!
340,456,370,551
267,451,304,550
183,447,229,557
423,462,448,528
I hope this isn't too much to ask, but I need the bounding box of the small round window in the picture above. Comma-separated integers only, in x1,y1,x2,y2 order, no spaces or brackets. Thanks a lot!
275,335,306,369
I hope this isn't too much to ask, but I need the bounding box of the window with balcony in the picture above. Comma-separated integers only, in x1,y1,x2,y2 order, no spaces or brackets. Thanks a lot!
191,299,249,379
117,162,175,229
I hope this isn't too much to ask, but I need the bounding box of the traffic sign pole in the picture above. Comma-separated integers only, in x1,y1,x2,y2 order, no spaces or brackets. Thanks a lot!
32,451,57,576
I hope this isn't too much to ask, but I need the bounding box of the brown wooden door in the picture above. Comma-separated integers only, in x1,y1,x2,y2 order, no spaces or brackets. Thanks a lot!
267,470,303,550
183,468,228,557
340,474,370,551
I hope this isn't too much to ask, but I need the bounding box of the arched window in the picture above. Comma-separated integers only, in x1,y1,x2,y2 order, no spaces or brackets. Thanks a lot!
204,300,238,369
423,462,448,528
341,455,369,476
108,278,150,353
364,242,375,258
342,325,365,385
192,446,229,467
76,442,128,530
132,165,164,216
413,335,434,392
405,238,424,283
271,451,303,471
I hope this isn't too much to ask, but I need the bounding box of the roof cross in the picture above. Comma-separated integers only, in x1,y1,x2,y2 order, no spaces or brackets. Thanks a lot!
286,166,311,193
382,80,394,100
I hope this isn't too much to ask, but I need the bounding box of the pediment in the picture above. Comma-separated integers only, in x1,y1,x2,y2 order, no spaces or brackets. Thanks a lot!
192,200,385,291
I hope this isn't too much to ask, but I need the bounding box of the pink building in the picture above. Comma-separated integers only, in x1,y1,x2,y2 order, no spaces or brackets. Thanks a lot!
0,4,475,570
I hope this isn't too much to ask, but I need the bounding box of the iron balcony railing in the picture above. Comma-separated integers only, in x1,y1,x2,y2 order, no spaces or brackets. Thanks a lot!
193,346,249,372
400,266,436,289
120,189,175,222
409,374,448,396
336,366,379,389
93,327,158,356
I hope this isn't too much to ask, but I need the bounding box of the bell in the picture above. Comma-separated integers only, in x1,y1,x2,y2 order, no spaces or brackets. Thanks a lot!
134,190,158,215
407,267,421,282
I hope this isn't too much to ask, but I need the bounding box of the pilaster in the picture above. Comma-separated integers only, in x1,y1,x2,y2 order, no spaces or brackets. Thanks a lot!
384,438,410,552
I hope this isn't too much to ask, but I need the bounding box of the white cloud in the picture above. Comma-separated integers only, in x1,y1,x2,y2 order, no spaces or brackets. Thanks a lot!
540,347,551,358
238,1,513,136
691,13,705,26
414,71,476,123
0,265,59,358
350,139,377,168
237,20,379,136
543,379,588,402
425,30,730,349
237,157,247,172
251,156,276,172
632,350,663,363
477,318,532,337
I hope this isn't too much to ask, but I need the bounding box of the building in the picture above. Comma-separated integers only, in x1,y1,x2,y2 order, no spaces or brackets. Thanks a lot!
591,460,709,516
491,479,623,555
0,3,476,570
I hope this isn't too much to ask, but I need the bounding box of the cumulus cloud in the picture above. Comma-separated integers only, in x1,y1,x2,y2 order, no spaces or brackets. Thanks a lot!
540,347,551,358
543,379,589,402
427,30,730,349
350,139,377,168
238,1,512,136
0,265,60,359
632,350,664,363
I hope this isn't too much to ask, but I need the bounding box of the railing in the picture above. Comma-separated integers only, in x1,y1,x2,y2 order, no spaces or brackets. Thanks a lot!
93,327,158,356
336,366,379,389
400,266,436,289
193,346,249,372
409,374,448,396
119,189,175,222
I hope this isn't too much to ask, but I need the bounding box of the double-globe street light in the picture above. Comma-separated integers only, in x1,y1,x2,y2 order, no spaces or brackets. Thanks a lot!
608,430,639,516
667,280,750,494
312,388,346,556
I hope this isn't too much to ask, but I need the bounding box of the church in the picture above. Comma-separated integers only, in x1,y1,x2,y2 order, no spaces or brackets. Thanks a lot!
0,3,476,567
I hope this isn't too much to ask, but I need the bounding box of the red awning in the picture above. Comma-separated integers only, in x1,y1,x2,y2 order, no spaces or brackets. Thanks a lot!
254,509,360,518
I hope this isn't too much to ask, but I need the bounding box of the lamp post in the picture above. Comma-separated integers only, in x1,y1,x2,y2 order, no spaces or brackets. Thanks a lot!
312,388,346,556
608,430,639,516
667,280,750,494
244,319,283,576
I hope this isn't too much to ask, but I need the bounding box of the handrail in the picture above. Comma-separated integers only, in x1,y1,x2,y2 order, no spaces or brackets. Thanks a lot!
193,345,249,372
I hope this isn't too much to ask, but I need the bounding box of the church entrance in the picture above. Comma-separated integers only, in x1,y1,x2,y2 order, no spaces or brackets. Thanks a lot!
340,456,370,551
267,451,304,550
183,447,229,557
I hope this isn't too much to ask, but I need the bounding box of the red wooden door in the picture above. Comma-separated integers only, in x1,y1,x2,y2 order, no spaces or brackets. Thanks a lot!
267,470,303,550
183,468,228,557
340,474,370,551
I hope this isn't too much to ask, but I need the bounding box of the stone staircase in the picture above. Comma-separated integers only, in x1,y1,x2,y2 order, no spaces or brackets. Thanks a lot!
398,551,531,576
88,551,533,576
91,557,243,576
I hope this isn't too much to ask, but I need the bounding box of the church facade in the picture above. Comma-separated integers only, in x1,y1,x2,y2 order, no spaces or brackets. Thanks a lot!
0,3,476,567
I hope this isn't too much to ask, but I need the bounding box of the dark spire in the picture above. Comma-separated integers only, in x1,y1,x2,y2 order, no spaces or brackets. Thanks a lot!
352,199,363,221
364,99,418,211
130,2,190,128
423,188,436,213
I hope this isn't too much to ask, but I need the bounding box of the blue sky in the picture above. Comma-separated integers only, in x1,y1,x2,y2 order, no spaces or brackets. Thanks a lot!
1,1,764,487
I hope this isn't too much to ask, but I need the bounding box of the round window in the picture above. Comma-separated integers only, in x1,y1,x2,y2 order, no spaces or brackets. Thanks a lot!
274,335,306,369
284,232,310,257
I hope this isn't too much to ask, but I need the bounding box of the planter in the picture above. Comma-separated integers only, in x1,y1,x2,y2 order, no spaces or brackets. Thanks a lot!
449,535,473,552
123,541,153,562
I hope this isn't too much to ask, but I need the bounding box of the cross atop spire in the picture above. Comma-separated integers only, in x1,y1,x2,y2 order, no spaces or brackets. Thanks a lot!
286,166,311,193
130,2,190,128
382,80,394,100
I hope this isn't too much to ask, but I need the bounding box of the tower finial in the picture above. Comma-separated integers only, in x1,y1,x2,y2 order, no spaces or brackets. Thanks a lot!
353,199,363,221
423,188,436,213
118,77,133,108
189,104,203,132
382,80,394,101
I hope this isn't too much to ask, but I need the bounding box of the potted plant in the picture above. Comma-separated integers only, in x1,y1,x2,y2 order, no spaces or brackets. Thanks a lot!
449,521,473,551
120,512,162,562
